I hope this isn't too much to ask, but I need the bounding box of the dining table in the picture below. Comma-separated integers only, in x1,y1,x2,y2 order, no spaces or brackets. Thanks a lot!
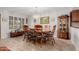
23,29,55,47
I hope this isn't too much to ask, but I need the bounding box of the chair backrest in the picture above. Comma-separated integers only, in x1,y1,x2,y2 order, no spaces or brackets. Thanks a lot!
48,25,56,37
44,25,50,31
34,25,42,32
52,25,56,32
23,25,29,32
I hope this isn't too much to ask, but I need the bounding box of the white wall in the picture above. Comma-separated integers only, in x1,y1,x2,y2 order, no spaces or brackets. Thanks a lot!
0,9,9,39
70,27,79,50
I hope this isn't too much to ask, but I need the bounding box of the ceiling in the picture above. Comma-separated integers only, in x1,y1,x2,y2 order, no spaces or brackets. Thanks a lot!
0,7,74,16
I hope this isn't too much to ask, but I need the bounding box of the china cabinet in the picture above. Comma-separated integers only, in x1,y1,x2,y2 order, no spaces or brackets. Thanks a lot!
57,15,69,39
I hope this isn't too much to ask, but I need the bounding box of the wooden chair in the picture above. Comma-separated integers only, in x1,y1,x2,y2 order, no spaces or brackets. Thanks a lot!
52,25,56,32
23,25,29,32
23,25,29,41
42,25,56,46
34,25,42,32
34,25,43,46
48,25,56,46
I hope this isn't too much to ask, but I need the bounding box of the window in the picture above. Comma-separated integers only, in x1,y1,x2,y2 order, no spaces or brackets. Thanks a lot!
9,16,24,31
13,17,17,29
19,18,21,29
9,16,13,29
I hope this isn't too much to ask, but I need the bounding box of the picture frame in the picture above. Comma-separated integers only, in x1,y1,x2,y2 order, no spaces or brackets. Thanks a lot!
40,16,49,24
70,10,79,28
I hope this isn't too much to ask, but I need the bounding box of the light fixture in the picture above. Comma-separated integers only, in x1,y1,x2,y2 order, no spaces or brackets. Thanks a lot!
35,7,38,8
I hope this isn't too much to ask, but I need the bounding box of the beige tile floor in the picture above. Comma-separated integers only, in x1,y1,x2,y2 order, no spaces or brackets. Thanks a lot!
0,36,76,51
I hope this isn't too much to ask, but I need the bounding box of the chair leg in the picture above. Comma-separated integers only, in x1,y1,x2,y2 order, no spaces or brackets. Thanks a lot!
48,37,55,46
23,35,25,41
26,37,28,42
23,35,28,42
52,38,55,46
35,39,37,45
40,39,43,48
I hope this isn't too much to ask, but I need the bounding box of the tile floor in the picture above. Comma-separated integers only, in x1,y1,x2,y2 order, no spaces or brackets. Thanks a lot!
0,36,76,51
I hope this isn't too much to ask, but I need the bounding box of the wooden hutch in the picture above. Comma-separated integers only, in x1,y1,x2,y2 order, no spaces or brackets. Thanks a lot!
57,15,69,39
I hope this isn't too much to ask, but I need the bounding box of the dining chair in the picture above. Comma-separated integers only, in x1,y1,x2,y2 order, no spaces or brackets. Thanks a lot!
34,25,43,46
34,25,43,32
48,25,56,46
42,25,56,46
23,25,29,41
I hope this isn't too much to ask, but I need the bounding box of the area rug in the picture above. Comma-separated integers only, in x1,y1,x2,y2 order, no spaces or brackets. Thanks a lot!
0,47,11,51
